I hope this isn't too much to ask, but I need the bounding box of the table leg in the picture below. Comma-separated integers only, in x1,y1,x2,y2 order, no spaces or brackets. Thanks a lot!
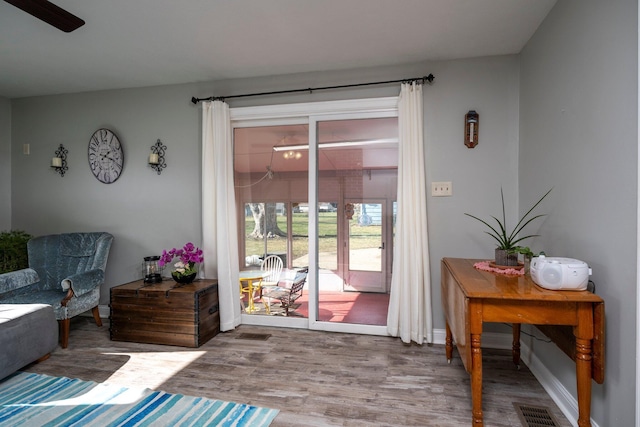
468,299,484,426
239,279,256,313
247,279,255,312
239,280,247,312
445,322,453,363
254,278,263,310
575,305,594,427
471,332,483,425
512,323,521,368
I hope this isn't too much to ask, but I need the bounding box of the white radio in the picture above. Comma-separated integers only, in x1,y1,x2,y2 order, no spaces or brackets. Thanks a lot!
530,255,592,291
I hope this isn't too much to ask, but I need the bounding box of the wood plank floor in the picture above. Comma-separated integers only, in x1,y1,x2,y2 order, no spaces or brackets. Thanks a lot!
22,317,573,426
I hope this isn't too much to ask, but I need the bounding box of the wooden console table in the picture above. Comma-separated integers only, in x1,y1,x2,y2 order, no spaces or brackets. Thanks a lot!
441,258,604,427
110,278,219,347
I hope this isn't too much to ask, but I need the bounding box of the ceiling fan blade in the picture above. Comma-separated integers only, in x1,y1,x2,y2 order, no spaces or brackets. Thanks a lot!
4,0,84,32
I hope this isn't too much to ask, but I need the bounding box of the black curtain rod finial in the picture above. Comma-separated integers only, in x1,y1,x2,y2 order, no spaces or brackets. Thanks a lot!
402,74,434,85
191,96,217,104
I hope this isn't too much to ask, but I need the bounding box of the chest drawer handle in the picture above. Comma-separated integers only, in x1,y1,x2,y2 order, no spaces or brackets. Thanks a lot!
209,304,219,315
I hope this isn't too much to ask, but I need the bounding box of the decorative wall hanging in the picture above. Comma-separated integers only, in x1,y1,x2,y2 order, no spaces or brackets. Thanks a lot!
345,203,355,220
88,128,124,184
149,139,167,175
464,110,479,148
51,144,68,177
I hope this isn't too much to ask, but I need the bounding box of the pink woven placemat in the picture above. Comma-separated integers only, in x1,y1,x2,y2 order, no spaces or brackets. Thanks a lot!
473,260,524,276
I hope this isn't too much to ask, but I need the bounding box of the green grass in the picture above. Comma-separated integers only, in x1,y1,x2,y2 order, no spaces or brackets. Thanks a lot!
243,212,380,263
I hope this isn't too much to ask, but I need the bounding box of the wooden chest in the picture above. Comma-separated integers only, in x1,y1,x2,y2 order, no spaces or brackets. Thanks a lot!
110,279,219,347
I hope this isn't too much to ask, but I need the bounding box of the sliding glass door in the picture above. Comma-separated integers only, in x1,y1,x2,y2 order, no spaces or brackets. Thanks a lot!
313,116,396,333
232,98,397,335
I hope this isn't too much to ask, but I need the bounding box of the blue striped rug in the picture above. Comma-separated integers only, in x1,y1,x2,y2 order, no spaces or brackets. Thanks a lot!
0,372,279,426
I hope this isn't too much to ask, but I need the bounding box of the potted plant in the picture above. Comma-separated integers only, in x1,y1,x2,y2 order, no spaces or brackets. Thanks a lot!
511,246,545,273
465,188,552,266
0,230,32,274
158,242,204,284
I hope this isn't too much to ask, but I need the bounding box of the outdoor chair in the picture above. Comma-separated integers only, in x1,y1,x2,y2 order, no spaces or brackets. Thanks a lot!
260,255,283,287
262,267,308,316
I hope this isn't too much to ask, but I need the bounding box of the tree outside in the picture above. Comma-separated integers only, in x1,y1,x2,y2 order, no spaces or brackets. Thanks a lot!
247,203,286,239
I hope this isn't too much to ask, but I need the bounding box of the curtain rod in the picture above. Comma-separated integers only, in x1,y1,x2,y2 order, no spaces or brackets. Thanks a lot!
190,73,434,104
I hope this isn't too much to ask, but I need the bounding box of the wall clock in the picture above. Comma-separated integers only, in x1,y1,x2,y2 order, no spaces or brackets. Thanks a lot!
88,128,124,184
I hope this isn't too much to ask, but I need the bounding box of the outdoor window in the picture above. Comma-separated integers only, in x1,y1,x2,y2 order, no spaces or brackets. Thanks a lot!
234,125,309,270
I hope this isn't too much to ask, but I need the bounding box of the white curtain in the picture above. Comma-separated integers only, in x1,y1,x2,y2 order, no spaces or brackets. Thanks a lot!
386,82,432,344
202,100,241,331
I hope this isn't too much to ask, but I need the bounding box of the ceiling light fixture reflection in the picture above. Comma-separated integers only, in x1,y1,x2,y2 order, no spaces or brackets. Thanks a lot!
282,150,302,160
272,138,398,152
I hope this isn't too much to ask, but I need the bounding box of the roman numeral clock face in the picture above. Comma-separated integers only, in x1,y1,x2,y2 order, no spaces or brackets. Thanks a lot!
88,129,124,184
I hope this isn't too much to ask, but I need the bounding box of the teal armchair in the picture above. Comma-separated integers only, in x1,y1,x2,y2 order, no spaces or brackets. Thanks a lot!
0,232,113,348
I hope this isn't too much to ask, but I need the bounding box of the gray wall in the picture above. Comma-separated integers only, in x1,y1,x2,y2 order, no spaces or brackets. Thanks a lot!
519,0,637,425
11,85,202,289
10,56,521,314
0,96,10,230
424,56,521,334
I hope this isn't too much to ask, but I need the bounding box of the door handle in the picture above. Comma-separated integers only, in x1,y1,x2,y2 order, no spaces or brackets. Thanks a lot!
378,242,385,250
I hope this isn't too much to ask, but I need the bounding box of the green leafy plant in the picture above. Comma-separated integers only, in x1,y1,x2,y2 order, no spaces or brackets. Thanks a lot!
510,246,546,257
0,230,32,274
465,188,552,251
511,246,534,257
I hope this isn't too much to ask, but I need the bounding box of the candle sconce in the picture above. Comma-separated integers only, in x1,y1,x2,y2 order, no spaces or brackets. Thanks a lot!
149,139,167,175
51,144,68,177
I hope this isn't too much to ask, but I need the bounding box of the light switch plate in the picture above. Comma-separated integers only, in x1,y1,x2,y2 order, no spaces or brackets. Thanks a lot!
432,181,452,197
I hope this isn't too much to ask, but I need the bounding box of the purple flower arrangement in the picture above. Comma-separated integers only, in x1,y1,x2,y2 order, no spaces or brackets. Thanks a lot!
158,242,204,279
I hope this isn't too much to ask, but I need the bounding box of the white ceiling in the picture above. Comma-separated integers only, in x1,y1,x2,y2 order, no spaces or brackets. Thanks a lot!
0,0,556,99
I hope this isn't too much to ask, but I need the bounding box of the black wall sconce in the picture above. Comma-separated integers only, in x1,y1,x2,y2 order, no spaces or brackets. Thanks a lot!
464,110,479,148
149,139,167,175
51,144,68,176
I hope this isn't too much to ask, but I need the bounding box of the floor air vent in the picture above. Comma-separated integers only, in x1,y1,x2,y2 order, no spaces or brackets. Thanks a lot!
514,403,560,427
235,333,271,341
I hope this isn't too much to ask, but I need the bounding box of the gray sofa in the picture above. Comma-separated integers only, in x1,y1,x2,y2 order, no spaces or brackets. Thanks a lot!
0,303,58,380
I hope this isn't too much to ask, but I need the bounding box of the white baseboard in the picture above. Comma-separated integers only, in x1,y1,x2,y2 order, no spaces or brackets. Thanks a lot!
95,307,593,427
521,340,600,427
432,328,513,349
